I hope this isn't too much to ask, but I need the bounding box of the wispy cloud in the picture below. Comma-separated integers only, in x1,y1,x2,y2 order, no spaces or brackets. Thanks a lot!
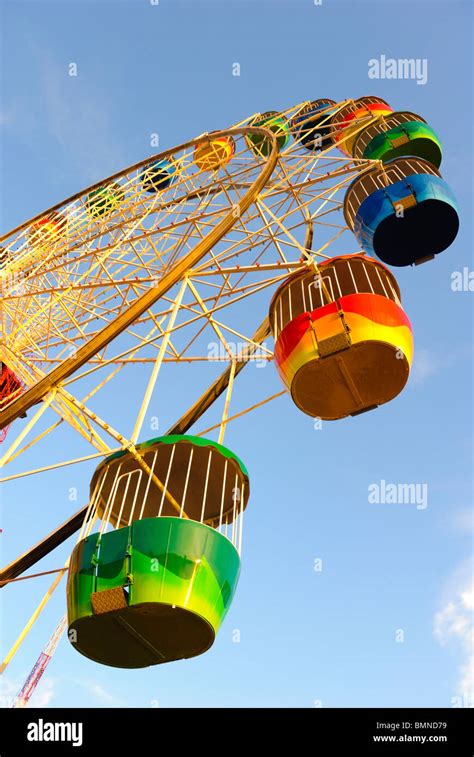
2,45,126,186
434,564,474,705
0,676,19,708
411,344,474,387
87,682,119,705
0,100,21,127
411,348,438,386
1,674,121,709
29,677,56,707
0,675,55,708
36,50,125,183
66,677,123,706
451,508,474,534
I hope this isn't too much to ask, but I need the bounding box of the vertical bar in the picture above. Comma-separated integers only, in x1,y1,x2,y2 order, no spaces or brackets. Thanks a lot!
231,473,238,545
238,481,245,555
138,449,158,521
99,462,123,534
78,465,109,541
374,264,389,298
301,277,307,314
347,261,358,294
180,447,194,518
131,278,188,443
127,470,143,525
200,450,213,523
218,360,236,445
332,268,343,299
114,472,133,529
218,459,228,529
362,262,375,293
308,278,315,310
158,444,176,517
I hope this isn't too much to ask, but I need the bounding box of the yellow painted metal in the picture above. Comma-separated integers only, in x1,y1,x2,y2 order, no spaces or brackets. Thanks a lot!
0,126,278,430
0,560,69,674
0,99,386,672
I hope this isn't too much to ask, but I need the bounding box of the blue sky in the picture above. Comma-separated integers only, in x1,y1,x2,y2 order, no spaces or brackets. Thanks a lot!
0,0,472,708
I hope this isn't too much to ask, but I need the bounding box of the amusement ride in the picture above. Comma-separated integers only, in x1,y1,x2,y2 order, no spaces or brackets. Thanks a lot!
0,97,458,705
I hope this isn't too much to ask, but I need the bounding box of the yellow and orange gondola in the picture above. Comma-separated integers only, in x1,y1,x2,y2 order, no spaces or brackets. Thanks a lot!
269,254,413,420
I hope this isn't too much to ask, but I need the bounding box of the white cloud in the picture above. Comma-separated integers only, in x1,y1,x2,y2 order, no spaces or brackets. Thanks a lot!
29,677,55,708
461,588,474,612
0,103,18,126
434,567,474,705
66,677,122,706
450,508,474,534
37,51,125,183
0,676,20,708
411,344,474,388
88,682,118,705
0,675,55,708
411,348,438,385
3,46,126,186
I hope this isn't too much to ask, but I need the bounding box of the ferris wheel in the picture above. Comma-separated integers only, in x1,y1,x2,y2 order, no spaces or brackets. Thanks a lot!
0,97,459,701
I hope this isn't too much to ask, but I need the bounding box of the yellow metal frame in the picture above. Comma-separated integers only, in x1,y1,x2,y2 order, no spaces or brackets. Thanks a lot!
0,98,383,681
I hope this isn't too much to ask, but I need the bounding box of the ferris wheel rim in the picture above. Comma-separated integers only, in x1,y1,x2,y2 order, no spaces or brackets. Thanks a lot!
0,126,280,430
0,125,278,244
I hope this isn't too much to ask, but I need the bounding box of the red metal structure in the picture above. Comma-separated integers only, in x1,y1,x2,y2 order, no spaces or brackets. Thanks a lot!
0,363,24,442
13,616,66,708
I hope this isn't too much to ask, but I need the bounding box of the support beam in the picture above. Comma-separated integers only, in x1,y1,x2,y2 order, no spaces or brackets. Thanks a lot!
0,508,85,587
0,317,271,581
0,126,278,430
166,317,271,435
